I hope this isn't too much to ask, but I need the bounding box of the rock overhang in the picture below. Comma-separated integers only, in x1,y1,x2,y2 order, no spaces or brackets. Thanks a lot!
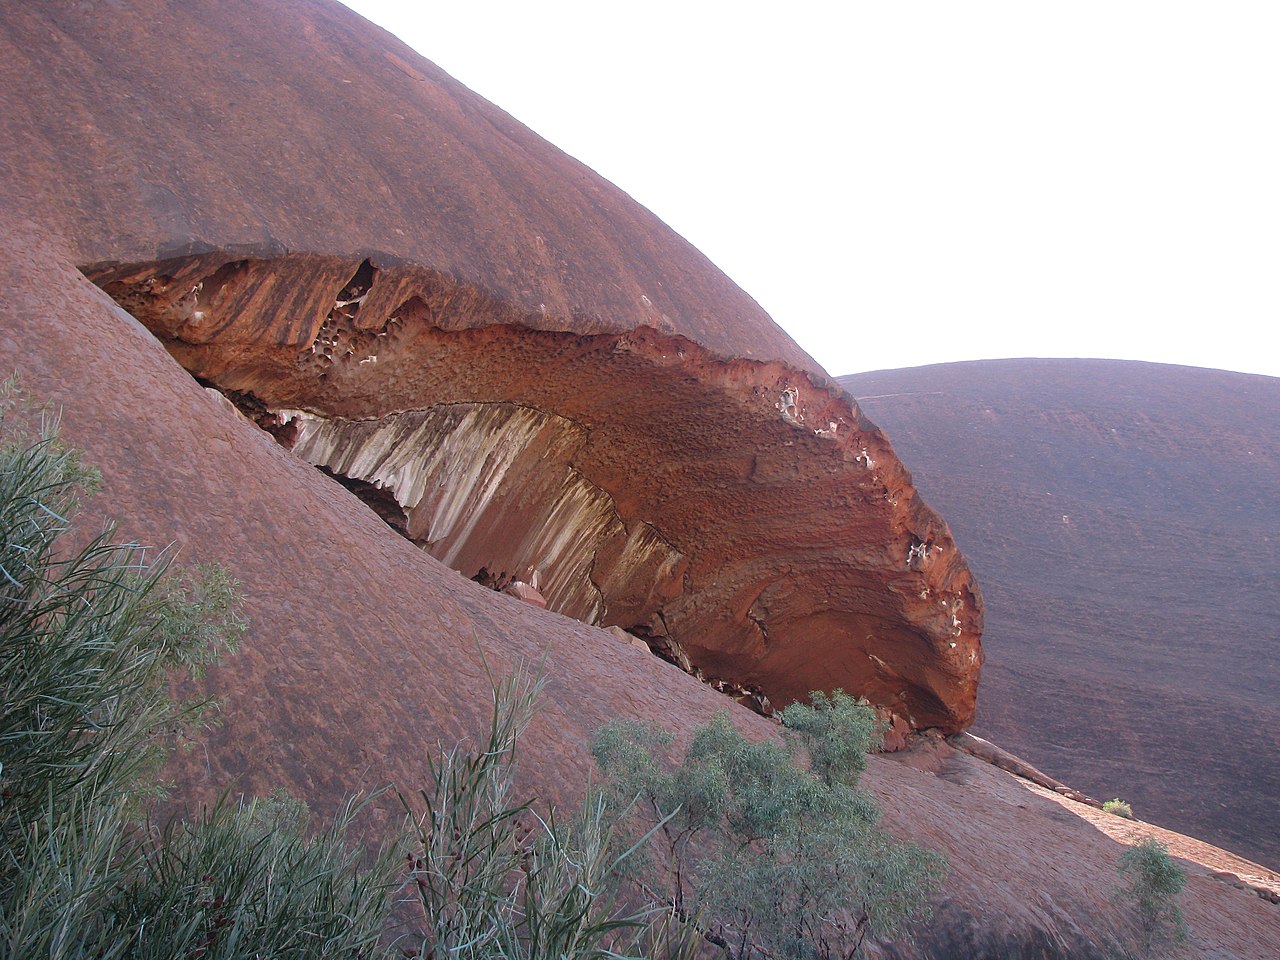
87,250,983,731
2,0,983,731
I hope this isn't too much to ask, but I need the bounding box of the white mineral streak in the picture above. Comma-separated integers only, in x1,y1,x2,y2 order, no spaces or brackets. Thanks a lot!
776,386,803,426
288,404,682,624
510,475,618,620
599,523,685,599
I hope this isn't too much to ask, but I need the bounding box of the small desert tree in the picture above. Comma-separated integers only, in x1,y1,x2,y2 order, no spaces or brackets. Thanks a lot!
592,690,946,960
1117,837,1188,956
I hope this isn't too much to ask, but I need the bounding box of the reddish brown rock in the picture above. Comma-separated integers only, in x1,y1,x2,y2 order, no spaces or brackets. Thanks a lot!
502,581,548,609
604,625,651,652
8,1,1277,955
0,0,982,731
2,207,1277,960
844,360,1280,867
0,3,811,370
876,709,913,753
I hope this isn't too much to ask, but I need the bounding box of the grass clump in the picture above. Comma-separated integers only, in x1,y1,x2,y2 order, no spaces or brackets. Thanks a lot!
1103,798,1135,819
400,665,670,960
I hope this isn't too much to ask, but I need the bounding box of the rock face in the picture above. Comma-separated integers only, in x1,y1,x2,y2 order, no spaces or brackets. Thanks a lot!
4,2,1278,956
4,243,1278,960
0,0,982,731
842,360,1280,869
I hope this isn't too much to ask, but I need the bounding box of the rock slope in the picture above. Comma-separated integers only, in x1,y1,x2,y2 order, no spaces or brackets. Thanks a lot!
2,244,1276,958
842,359,1280,869
1,0,1277,954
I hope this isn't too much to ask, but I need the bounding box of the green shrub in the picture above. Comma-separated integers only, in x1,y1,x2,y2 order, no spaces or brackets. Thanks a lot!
400,664,676,960
1103,798,1134,819
0,390,396,959
593,690,946,960
1117,837,1188,956
119,793,393,960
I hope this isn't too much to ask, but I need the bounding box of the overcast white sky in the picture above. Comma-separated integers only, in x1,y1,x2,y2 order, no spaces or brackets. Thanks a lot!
343,1,1279,379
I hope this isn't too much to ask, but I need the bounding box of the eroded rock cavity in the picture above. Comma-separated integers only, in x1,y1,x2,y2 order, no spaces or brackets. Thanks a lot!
88,253,983,732
282,403,686,626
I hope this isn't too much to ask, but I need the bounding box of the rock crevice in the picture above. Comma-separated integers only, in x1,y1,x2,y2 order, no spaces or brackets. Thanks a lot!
88,252,983,732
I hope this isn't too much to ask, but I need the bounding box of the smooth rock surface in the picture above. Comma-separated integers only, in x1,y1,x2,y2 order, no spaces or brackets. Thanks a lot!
843,359,1280,869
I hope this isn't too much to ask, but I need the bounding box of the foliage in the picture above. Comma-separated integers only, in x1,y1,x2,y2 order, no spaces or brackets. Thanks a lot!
1116,837,1188,956
401,664,679,960
592,690,947,960
0,389,396,960
119,793,394,960
1103,798,1134,819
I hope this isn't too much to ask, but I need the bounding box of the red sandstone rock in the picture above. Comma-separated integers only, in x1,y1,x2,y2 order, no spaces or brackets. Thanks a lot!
5,2,1277,955
0,0,982,732
2,213,1277,960
844,359,1280,867
502,581,548,609
604,625,651,651
874,707,913,753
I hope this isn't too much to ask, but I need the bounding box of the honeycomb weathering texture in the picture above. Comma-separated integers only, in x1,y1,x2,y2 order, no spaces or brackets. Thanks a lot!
1,0,981,729
88,251,983,730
